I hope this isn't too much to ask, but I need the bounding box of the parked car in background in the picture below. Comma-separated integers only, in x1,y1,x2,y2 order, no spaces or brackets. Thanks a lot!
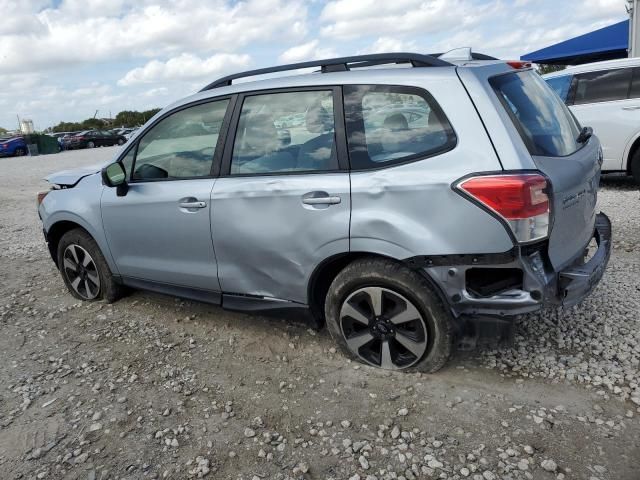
66,130,127,149
38,52,610,373
543,58,640,183
0,136,28,157
59,131,81,150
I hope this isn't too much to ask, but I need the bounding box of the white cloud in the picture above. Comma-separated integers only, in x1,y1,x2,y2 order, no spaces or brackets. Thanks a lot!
320,0,498,39
279,40,337,63
0,0,307,74
118,53,251,86
359,37,418,54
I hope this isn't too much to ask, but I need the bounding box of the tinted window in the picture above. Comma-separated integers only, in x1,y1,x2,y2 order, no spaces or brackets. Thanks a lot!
545,75,573,102
230,90,337,174
133,100,229,180
630,68,640,99
344,85,456,170
491,71,581,157
573,68,632,105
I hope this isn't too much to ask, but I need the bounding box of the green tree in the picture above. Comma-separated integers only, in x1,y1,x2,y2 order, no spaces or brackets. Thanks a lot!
536,64,566,75
0,126,7,135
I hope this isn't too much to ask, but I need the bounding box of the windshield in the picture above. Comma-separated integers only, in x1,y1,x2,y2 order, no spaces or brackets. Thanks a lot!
490,70,582,157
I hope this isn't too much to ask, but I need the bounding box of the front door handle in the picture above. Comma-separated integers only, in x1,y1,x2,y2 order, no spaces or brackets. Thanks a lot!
179,200,207,209
302,196,341,205
622,105,640,110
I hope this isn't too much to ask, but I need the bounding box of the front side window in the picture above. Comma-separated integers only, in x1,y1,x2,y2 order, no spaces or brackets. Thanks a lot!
490,71,581,157
344,85,456,170
545,74,573,102
230,90,337,175
573,68,632,105
132,99,229,180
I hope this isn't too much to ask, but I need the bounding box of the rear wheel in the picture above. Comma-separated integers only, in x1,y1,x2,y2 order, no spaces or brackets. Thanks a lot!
631,149,640,185
325,257,453,373
57,229,124,303
117,138,125,145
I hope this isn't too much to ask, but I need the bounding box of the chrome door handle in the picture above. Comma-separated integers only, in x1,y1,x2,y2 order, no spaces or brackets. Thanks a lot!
179,201,207,209
622,105,640,110
302,196,341,205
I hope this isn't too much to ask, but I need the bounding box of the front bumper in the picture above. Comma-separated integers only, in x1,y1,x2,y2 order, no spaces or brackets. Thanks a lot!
411,213,612,317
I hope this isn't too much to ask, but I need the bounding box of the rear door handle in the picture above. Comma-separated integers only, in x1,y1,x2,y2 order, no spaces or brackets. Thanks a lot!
622,105,640,110
179,201,207,209
302,196,341,205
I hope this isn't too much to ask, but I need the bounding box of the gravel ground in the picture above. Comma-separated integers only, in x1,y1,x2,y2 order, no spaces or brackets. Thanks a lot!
0,147,639,480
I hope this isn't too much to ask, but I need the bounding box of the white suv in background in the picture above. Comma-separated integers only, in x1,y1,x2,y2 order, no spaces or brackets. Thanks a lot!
544,58,640,183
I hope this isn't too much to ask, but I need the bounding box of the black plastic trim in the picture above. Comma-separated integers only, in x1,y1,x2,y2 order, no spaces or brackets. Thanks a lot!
121,276,222,305
405,249,518,268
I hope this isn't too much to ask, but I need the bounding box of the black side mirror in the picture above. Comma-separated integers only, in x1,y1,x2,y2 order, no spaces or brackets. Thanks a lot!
101,162,129,196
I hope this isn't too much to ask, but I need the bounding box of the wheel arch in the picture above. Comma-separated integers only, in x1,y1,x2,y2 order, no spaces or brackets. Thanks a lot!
46,220,91,266
624,132,640,173
306,251,451,325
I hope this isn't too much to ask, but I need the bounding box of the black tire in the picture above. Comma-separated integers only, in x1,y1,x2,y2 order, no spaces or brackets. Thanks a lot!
631,149,640,185
87,141,95,149
325,257,453,373
57,228,124,303
117,138,125,146
14,147,26,157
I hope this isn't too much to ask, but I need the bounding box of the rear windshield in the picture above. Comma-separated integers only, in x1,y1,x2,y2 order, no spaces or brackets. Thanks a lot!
490,70,581,157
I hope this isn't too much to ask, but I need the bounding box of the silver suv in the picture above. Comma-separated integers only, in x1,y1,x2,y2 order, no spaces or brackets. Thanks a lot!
38,53,611,372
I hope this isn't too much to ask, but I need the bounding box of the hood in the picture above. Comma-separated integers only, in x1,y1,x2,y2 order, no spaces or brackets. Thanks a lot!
45,163,103,186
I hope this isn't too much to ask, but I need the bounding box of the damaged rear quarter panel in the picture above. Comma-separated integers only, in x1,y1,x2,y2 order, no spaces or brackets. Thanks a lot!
350,75,513,259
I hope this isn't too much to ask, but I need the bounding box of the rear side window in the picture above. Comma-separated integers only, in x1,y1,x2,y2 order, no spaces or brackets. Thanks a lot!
630,67,640,99
230,90,337,175
344,85,456,170
573,68,632,105
545,75,573,102
490,71,581,157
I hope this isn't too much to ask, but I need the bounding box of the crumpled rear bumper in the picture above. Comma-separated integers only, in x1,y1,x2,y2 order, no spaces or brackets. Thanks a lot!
553,212,611,307
410,213,612,317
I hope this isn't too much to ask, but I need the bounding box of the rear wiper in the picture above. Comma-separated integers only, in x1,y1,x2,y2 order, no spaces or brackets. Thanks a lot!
576,126,593,144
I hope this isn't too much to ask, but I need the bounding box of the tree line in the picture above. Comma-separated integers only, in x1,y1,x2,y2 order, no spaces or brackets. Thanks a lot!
48,108,162,133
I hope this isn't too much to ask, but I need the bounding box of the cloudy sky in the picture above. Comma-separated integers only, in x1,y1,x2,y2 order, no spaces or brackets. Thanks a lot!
0,0,629,130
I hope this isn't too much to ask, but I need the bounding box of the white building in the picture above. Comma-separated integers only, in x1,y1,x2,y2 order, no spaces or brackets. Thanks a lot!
20,119,34,134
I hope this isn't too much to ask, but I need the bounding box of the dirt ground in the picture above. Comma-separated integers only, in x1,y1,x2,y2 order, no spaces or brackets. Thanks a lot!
0,147,639,480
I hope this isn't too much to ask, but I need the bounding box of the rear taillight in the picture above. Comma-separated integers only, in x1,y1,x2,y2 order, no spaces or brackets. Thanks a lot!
457,173,550,243
506,61,532,69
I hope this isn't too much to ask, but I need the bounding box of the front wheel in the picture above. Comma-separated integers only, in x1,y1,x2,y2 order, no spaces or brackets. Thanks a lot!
325,258,454,373
57,229,124,302
87,141,95,148
14,147,26,156
117,138,125,145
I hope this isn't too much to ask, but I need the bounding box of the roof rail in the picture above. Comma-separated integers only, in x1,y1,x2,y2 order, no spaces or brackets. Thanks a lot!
430,51,499,61
199,52,453,91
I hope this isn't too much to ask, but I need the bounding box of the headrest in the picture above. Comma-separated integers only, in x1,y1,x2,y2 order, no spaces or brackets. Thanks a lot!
383,113,409,131
306,103,333,134
244,113,279,152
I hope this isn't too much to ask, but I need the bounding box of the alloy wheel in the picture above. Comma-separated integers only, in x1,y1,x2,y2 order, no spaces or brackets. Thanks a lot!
339,286,428,370
62,244,100,300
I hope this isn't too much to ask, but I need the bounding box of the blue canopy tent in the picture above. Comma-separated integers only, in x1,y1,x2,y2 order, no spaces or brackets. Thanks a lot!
521,20,629,65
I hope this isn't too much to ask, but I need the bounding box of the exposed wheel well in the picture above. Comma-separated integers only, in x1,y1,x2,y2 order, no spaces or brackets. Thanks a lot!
46,221,88,266
627,136,640,174
307,252,413,325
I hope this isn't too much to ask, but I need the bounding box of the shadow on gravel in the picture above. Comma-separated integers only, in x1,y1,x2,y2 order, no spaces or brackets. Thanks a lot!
600,173,639,191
